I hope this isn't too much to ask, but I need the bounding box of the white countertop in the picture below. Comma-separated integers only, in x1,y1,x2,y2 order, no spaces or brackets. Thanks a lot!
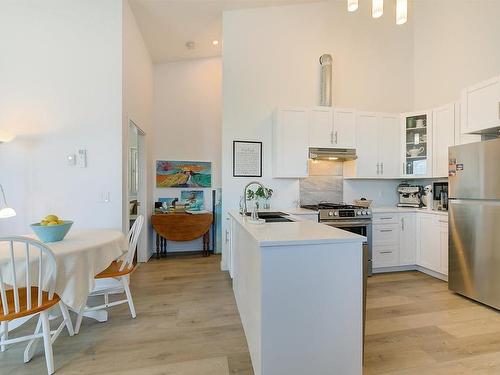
372,207,448,216
229,210,365,247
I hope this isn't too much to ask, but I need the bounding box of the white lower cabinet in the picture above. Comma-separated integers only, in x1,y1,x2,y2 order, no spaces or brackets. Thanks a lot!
373,211,448,279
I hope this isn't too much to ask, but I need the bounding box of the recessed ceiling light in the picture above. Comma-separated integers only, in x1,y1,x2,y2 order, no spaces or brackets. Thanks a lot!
212,40,219,46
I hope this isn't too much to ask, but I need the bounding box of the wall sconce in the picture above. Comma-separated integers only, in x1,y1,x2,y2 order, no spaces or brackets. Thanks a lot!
0,130,16,144
0,185,16,219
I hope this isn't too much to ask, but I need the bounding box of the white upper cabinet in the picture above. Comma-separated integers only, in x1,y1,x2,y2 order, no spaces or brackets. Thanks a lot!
273,107,309,178
401,110,433,177
432,103,456,178
346,112,399,178
333,108,356,148
308,106,356,149
378,113,401,178
461,75,500,134
309,106,334,148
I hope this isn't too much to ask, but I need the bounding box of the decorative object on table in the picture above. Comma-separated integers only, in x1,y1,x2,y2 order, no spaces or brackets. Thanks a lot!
156,160,211,188
31,214,73,243
151,213,213,258
75,215,144,335
0,236,74,374
157,197,178,213
0,184,16,219
246,184,273,210
180,190,204,211
233,140,262,177
354,198,372,208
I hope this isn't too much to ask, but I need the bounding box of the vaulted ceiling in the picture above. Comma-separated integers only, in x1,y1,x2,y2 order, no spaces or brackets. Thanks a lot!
129,0,324,63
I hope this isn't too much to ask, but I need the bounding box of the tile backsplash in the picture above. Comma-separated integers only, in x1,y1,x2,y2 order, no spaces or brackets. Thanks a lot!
299,161,343,205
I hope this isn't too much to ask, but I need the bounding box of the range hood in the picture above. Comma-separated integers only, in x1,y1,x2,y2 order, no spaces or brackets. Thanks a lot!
309,147,357,161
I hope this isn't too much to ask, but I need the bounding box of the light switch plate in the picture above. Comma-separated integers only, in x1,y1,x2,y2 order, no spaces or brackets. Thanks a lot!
77,149,87,168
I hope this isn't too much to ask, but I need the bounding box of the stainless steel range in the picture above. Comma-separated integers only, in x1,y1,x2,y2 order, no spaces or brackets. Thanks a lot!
301,203,373,275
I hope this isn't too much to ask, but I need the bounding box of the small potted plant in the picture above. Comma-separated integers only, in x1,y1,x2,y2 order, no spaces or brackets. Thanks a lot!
255,186,273,209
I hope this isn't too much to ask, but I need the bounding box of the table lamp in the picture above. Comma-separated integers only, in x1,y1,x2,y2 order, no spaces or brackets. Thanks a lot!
0,184,16,218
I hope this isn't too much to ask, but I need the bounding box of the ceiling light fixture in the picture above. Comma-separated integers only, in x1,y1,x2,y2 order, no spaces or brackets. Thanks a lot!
372,0,384,18
0,184,16,219
347,0,358,12
212,40,219,46
396,0,408,25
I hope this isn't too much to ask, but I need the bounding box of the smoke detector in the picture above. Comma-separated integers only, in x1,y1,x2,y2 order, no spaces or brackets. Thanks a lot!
185,41,195,50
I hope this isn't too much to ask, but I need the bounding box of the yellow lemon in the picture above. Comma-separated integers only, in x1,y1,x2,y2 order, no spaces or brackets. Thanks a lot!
57,220,64,224
40,220,49,226
47,221,59,226
45,215,59,222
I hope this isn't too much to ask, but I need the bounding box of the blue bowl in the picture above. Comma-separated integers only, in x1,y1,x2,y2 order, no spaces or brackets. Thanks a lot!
30,221,73,243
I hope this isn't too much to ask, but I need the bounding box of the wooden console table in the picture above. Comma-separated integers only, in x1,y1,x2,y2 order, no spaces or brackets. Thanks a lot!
151,213,213,258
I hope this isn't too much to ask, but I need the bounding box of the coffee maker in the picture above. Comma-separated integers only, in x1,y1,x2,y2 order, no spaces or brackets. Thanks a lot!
397,183,423,208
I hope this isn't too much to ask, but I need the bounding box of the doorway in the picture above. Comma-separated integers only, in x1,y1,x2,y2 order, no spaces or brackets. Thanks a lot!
127,120,147,262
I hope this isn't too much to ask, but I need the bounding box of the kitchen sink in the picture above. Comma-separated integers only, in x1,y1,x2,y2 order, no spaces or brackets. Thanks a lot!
244,211,293,222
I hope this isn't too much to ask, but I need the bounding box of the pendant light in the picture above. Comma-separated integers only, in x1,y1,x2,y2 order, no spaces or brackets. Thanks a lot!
372,0,383,18
396,0,408,25
347,0,358,12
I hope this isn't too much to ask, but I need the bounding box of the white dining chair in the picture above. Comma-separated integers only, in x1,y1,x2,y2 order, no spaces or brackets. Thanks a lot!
0,236,74,375
75,215,144,334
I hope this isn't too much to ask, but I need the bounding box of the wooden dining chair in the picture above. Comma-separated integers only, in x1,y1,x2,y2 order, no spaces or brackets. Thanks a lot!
0,236,74,375
75,215,144,334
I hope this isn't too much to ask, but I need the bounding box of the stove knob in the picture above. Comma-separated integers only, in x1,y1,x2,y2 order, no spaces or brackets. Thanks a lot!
328,211,334,217
366,211,371,215
333,211,339,216
357,210,362,215
362,210,367,215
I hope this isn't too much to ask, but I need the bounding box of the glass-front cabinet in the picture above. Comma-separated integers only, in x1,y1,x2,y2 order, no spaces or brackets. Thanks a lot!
401,111,432,177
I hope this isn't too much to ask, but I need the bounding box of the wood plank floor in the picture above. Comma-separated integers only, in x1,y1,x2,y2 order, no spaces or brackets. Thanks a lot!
2,257,500,374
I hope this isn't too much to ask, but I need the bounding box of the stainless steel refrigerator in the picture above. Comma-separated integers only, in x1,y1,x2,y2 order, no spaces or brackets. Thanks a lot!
448,138,500,309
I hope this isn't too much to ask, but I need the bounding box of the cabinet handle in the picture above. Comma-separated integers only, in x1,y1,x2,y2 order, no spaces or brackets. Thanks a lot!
380,229,393,232
330,131,334,144
439,220,448,223
402,162,405,175
401,217,405,231
335,131,338,144
376,163,380,175
379,217,392,220
381,162,384,175
380,251,393,254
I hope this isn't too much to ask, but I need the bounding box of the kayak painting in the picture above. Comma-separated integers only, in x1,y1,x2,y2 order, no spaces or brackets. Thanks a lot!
156,160,212,188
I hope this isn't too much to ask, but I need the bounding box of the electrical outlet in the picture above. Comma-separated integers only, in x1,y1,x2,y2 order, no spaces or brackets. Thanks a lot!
77,149,87,168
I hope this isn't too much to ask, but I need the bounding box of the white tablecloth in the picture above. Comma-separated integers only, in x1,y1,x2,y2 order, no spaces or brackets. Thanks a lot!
0,229,127,309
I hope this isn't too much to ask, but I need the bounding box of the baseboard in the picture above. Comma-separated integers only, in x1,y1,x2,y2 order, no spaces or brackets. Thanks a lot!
373,264,448,282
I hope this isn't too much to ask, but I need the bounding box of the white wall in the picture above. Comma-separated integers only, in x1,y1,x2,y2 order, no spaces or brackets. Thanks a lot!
123,0,154,260
413,0,500,110
221,1,415,269
0,0,123,235
153,57,222,251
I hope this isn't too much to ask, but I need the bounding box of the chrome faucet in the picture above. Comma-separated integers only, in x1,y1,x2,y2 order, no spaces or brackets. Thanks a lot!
242,181,265,215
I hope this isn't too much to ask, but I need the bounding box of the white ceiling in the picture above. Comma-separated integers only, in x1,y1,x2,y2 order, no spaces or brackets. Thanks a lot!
129,0,324,63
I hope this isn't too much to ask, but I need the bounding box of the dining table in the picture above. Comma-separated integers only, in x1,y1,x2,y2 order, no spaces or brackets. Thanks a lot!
0,228,127,329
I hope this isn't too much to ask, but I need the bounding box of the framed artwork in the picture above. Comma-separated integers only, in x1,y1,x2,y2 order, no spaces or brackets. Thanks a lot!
156,160,212,188
180,190,204,211
233,141,262,177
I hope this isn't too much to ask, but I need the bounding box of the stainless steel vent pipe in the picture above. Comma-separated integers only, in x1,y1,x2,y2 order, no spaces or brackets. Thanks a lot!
319,54,333,107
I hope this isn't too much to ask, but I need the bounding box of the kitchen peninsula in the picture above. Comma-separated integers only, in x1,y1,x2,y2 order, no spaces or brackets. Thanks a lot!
228,211,365,375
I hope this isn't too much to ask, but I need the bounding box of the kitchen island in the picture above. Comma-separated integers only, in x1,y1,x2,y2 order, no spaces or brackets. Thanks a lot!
228,211,365,375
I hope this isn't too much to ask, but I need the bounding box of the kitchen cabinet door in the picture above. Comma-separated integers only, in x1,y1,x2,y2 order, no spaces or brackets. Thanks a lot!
273,107,309,178
378,113,400,177
461,75,500,134
416,214,440,273
454,103,481,145
333,108,356,148
401,111,433,177
439,218,449,276
432,103,456,178
309,106,334,148
399,213,416,266
354,112,379,177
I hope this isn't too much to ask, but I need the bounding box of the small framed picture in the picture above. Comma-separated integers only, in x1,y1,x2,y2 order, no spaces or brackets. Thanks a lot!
233,141,262,177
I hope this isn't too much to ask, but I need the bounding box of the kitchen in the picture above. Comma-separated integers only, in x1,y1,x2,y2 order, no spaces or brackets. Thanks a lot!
1,0,500,374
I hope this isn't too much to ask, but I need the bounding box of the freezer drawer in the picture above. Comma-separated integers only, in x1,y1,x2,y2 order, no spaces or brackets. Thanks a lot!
449,199,500,310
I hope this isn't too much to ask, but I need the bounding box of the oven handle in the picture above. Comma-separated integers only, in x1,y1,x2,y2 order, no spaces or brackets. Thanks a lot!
321,221,371,227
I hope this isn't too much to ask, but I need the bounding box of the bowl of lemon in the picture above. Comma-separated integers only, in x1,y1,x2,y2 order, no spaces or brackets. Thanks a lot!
31,215,73,243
